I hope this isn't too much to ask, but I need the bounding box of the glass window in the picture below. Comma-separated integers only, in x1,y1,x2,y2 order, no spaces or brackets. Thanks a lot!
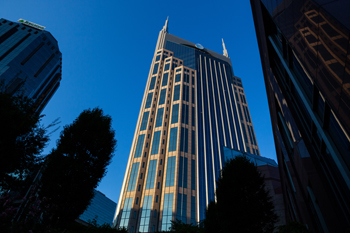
145,160,157,189
178,157,188,188
191,130,195,155
169,128,178,152
165,156,176,187
192,107,195,126
180,127,188,153
155,55,161,61
173,85,181,101
149,76,156,90
240,94,246,104
192,87,195,104
191,196,195,225
243,106,251,122
119,197,133,228
134,134,145,158
192,75,195,85
191,160,195,190
151,131,161,155
127,163,140,191
156,195,158,203
176,193,187,224
241,123,248,143
162,73,169,87
159,89,166,105
237,104,243,121
164,63,170,71
161,193,174,231
152,63,159,75
171,104,179,124
175,73,181,82
181,105,189,124
155,108,164,127
139,195,153,232
145,93,153,109
182,85,189,102
140,112,150,131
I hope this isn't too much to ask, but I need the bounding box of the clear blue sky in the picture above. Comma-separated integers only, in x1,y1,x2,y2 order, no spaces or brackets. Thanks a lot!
2,0,276,203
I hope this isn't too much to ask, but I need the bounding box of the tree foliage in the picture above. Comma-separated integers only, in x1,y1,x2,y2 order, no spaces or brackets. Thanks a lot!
0,91,48,192
275,222,312,233
204,155,278,233
39,108,116,227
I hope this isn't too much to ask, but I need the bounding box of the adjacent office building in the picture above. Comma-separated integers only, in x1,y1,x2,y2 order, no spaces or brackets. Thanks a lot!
78,190,117,227
251,0,350,232
0,18,62,112
113,19,260,232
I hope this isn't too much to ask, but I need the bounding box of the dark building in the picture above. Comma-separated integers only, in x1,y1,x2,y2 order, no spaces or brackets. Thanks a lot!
0,18,62,112
77,190,117,226
250,0,350,232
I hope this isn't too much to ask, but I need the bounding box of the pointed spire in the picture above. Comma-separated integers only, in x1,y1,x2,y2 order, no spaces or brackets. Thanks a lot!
163,16,169,33
222,38,229,57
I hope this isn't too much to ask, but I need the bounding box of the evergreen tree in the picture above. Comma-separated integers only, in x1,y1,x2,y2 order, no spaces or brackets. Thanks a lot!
39,108,116,227
204,156,278,233
0,91,48,192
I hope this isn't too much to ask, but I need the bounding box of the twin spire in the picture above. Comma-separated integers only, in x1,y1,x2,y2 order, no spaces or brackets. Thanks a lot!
162,16,169,33
161,17,229,57
222,38,229,57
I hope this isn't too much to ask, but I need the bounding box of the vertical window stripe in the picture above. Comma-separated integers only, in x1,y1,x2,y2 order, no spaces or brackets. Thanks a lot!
159,89,166,105
140,112,150,131
178,157,188,188
171,104,179,124
152,63,159,75
145,160,157,189
180,127,188,153
161,193,173,231
145,93,153,109
127,163,140,191
149,76,156,90
168,127,178,152
155,108,164,127
173,85,180,101
162,73,169,86
176,193,187,223
191,159,195,190
134,134,145,158
120,197,133,228
139,195,153,232
165,157,176,187
151,131,161,155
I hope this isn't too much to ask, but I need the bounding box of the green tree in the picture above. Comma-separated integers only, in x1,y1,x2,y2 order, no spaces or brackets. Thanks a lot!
39,108,116,227
169,219,204,233
0,91,49,192
204,156,278,233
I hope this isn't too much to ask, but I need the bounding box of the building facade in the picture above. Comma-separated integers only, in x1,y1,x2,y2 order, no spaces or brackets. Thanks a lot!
113,19,260,232
251,0,350,232
0,18,62,112
78,190,117,226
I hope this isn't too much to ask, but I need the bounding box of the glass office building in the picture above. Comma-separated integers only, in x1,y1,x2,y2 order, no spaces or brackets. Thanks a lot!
78,190,117,226
0,18,62,112
251,0,350,232
113,19,260,232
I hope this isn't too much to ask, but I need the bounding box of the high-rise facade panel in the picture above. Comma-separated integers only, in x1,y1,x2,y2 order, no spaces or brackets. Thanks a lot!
0,18,62,112
251,0,350,232
113,19,260,232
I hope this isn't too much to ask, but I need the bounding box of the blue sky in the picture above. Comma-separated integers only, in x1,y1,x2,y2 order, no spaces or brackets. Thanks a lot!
2,0,276,203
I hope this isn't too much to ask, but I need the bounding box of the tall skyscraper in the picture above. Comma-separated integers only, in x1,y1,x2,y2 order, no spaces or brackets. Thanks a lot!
0,18,62,112
113,19,260,232
251,0,350,232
